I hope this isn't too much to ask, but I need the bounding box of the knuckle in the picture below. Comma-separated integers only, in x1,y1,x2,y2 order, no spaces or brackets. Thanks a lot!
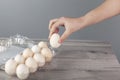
53,22,60,28
60,17,66,20
49,19,53,23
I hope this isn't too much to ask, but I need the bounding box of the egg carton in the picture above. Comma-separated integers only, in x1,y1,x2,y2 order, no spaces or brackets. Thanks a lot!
0,34,35,52
0,34,35,70
0,34,56,70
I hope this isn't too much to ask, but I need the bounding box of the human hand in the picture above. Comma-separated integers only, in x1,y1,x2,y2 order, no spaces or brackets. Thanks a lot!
49,17,86,43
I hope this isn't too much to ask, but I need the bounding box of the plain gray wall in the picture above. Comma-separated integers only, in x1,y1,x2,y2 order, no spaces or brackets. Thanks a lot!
0,0,120,61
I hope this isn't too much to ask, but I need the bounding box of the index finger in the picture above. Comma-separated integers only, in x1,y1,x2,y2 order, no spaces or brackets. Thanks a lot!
49,20,64,38
49,19,58,30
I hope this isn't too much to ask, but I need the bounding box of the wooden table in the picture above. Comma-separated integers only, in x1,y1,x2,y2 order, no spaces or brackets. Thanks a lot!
0,40,120,80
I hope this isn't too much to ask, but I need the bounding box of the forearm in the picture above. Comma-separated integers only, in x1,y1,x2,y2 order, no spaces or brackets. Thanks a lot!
82,0,120,27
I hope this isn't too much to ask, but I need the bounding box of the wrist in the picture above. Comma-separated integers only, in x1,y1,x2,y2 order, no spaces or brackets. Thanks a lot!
77,16,88,29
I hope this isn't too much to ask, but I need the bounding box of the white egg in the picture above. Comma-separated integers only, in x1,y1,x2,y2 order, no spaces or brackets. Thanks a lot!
15,54,25,64
38,41,48,48
16,64,29,80
23,48,34,59
50,33,61,48
25,57,38,73
33,53,45,67
31,45,41,53
5,59,17,76
41,48,53,62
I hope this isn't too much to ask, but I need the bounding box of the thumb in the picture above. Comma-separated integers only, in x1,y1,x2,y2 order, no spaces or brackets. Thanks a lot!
59,30,70,43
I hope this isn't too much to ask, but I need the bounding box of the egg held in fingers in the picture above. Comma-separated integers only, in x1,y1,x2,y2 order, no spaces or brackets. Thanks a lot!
50,33,61,48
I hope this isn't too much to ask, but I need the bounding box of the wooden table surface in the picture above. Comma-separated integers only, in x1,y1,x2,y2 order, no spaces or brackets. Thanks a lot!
0,40,120,80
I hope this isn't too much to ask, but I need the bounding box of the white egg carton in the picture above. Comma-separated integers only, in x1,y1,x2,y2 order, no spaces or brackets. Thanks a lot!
0,34,56,70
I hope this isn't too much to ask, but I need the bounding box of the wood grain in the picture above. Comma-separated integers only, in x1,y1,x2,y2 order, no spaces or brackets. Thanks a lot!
0,40,120,80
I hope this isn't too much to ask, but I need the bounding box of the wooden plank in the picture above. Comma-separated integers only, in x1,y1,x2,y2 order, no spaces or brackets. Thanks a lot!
0,40,120,80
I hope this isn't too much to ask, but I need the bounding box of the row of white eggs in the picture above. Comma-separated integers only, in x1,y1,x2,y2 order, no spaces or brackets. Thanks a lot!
5,33,61,80
5,41,53,80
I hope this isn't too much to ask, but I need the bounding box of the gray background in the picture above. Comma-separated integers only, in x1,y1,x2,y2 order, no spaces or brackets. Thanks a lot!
0,0,120,61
